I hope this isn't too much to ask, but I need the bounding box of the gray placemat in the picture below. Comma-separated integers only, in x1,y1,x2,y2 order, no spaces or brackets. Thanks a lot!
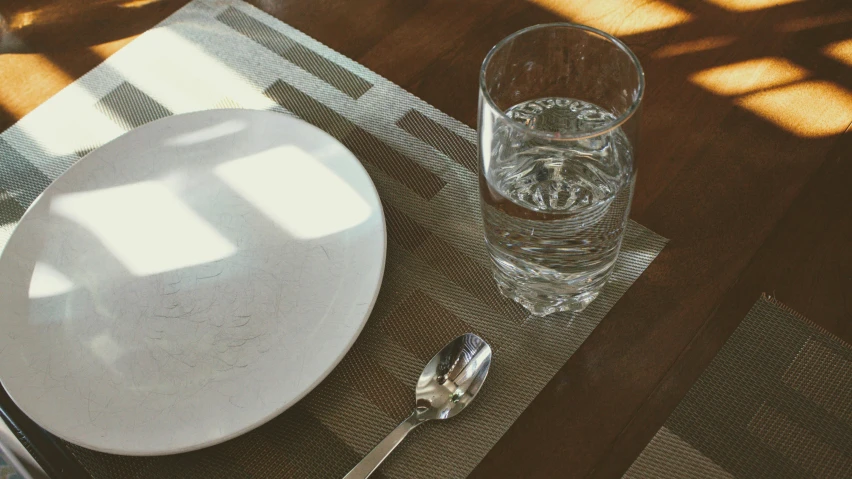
624,295,852,479
0,1,667,477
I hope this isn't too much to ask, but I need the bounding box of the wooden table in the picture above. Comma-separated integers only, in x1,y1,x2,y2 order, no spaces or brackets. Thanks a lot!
1,0,850,477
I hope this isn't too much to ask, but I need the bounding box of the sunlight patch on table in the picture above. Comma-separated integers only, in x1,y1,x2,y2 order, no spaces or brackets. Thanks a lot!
822,39,852,67
689,57,809,96
50,181,236,276
703,0,802,11
8,11,37,29
736,81,852,137
529,0,693,36
0,54,74,119
119,0,163,8
89,37,140,59
777,11,852,32
653,36,736,58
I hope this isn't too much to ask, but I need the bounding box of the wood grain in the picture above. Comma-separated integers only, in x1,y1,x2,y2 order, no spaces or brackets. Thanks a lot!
1,0,850,478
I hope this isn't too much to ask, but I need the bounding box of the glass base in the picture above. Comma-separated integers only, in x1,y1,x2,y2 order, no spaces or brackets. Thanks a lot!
493,274,601,317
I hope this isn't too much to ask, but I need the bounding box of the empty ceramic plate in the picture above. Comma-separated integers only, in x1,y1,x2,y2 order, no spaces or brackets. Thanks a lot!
0,109,386,455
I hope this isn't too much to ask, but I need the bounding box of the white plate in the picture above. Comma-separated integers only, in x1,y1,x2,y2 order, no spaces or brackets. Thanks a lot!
0,110,386,455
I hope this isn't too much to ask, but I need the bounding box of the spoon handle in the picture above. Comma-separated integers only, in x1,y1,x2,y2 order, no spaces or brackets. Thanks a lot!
343,412,423,479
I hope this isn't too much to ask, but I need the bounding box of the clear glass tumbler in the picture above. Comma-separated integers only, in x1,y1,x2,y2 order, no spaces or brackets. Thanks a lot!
478,23,644,316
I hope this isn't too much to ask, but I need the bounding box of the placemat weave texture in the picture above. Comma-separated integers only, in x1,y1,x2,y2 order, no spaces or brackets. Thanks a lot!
624,295,852,479
0,1,667,477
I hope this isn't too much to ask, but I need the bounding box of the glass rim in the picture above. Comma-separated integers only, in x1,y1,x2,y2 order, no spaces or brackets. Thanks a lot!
479,22,646,141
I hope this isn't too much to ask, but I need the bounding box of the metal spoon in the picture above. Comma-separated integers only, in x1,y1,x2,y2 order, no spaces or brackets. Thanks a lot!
343,333,492,479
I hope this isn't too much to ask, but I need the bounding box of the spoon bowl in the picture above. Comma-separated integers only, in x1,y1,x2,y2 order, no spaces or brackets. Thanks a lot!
415,333,492,421
343,333,492,479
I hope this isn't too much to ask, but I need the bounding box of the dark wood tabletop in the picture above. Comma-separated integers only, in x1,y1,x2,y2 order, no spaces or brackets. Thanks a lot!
1,0,850,477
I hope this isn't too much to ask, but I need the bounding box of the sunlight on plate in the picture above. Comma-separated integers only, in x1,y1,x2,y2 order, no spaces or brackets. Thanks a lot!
165,119,247,146
28,262,75,299
50,181,236,276
215,145,372,240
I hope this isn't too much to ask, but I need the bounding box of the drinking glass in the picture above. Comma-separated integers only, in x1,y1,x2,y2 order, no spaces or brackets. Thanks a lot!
478,23,644,316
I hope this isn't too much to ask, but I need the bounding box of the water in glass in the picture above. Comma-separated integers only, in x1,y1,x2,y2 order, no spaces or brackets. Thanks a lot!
480,97,635,316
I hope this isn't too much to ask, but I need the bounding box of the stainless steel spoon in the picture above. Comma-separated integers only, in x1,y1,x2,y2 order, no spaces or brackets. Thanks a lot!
343,333,492,479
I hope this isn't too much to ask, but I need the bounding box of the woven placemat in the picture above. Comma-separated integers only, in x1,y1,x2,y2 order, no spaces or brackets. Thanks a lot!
0,1,667,477
624,295,852,479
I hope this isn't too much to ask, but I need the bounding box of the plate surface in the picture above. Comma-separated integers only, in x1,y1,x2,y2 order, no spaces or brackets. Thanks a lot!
0,109,386,455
